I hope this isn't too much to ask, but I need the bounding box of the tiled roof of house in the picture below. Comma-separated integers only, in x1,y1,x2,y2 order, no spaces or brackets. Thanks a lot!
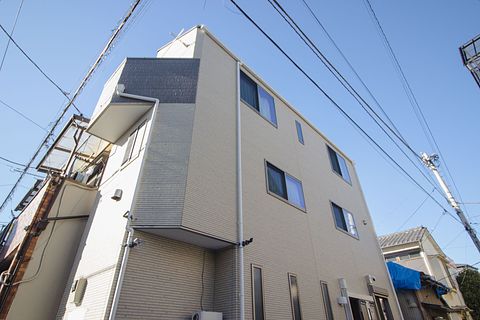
378,226,426,249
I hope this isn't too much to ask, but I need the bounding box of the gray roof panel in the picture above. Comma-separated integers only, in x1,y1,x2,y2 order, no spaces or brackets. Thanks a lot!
378,226,426,248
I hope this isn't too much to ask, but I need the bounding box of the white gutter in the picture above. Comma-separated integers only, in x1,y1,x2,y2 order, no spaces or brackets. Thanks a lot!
108,86,159,320
236,61,245,320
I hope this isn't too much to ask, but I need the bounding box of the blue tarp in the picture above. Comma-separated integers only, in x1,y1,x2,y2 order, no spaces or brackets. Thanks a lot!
386,262,422,290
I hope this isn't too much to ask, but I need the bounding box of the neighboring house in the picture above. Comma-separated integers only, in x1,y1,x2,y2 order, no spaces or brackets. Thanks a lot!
387,261,453,320
379,227,471,320
0,116,109,320
0,25,402,320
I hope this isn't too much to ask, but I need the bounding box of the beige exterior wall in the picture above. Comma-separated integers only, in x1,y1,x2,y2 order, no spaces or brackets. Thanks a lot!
7,180,97,320
115,232,215,319
156,27,400,319
59,26,401,319
181,29,237,242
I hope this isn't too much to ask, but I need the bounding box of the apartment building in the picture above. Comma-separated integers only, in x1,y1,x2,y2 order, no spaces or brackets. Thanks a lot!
0,25,401,320
379,226,471,320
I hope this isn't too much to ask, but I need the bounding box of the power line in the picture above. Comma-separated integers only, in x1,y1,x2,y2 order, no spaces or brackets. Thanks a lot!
433,260,480,285
300,0,404,141
0,98,47,132
0,156,28,168
0,0,25,73
228,0,461,224
361,0,471,221
299,0,438,190
396,190,433,232
0,23,82,115
0,0,144,214
261,0,462,224
266,0,443,198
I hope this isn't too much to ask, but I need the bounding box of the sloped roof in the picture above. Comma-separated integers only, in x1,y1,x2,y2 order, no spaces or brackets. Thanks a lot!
378,226,426,248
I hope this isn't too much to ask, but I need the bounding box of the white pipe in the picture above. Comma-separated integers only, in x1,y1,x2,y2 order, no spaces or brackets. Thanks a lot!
108,87,159,320
236,61,245,320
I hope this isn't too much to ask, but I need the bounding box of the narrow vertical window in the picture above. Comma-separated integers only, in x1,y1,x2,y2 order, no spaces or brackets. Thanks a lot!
331,202,358,238
131,121,147,158
320,281,334,320
288,273,302,320
252,266,265,320
267,162,287,199
332,203,347,232
240,71,259,110
258,86,277,125
327,146,351,183
285,175,305,209
122,130,137,165
295,120,304,144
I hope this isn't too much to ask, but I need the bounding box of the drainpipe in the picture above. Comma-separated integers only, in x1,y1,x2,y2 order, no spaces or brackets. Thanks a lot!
236,61,245,320
108,85,159,320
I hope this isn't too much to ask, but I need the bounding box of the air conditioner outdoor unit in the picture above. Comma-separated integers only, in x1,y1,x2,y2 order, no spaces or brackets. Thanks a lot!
191,311,223,320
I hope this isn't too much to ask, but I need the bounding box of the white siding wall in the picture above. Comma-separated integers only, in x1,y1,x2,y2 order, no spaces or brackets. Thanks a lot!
58,111,153,320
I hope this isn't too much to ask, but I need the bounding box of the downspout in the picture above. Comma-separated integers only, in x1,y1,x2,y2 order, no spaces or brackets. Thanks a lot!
236,61,245,320
108,86,159,320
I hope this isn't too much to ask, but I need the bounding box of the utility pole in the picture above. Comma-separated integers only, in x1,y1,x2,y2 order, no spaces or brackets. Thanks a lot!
421,153,480,254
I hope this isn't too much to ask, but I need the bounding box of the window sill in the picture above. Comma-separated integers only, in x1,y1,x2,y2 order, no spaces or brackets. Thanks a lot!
241,99,278,128
335,226,359,240
331,169,352,186
266,190,307,213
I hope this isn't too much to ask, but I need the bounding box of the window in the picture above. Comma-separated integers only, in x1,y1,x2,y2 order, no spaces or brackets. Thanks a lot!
240,71,277,125
295,120,304,144
266,162,305,210
327,146,351,183
331,202,358,238
122,121,147,165
320,281,334,320
384,250,421,261
288,273,302,320
252,265,265,320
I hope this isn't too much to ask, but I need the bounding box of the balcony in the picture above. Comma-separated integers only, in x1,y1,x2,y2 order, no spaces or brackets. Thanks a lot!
460,34,480,88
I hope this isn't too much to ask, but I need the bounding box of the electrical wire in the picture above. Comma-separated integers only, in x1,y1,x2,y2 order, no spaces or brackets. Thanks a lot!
395,190,433,232
0,156,28,168
299,0,438,190
300,0,404,142
361,0,471,221
9,183,67,286
10,182,93,286
433,260,480,284
0,23,81,114
0,98,47,132
265,0,443,198
229,0,460,223
0,0,143,215
0,0,25,73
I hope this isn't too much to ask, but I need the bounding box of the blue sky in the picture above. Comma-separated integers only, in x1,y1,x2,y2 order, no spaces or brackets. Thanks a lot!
0,0,479,265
